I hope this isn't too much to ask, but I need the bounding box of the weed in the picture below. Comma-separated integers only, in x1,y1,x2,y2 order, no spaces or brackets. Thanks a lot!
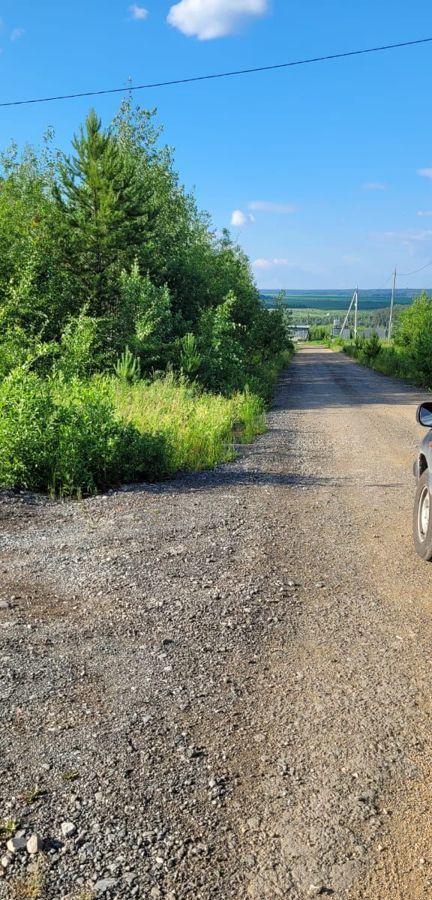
21,785,47,804
11,859,46,899
0,817,17,838
62,770,79,783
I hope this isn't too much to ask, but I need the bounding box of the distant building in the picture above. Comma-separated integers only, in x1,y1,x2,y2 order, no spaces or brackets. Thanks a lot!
291,324,310,342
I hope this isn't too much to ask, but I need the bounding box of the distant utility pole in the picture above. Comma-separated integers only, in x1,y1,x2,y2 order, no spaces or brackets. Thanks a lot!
339,288,358,338
387,269,397,340
354,287,358,337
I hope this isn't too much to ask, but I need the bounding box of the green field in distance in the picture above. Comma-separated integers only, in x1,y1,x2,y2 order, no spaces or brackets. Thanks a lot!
260,288,425,311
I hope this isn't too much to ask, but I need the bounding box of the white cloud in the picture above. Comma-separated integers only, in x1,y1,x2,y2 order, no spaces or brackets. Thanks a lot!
417,168,432,178
417,210,432,217
253,257,290,269
362,181,386,191
167,0,268,40
128,4,148,20
230,209,255,226
248,200,296,214
231,210,247,227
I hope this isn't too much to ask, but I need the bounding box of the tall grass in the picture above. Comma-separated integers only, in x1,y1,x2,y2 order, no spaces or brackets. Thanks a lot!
0,371,266,496
114,374,266,473
343,341,428,386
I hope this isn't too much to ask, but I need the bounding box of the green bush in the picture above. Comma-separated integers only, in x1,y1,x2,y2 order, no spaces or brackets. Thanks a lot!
342,294,432,388
114,373,266,473
0,371,268,496
0,371,169,495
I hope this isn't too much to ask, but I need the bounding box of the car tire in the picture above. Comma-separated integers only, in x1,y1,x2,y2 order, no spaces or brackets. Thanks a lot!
413,470,432,560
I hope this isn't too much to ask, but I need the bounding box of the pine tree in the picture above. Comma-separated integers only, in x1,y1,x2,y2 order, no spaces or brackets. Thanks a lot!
55,110,144,319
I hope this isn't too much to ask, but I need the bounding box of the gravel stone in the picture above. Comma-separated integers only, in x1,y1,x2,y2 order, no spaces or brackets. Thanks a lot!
6,837,26,854
60,822,77,839
26,833,43,855
93,878,119,895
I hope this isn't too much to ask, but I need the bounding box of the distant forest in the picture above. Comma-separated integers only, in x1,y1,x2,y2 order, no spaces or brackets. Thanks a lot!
260,288,425,312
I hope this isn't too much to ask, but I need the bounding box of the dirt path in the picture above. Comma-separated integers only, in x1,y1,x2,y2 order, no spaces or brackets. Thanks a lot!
1,347,432,899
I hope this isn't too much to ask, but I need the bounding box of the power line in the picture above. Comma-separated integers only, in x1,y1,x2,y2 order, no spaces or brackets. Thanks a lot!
398,259,432,277
1,36,431,109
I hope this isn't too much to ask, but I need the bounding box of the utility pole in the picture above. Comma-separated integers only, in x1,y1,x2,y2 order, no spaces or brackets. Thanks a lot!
388,269,397,340
354,287,358,337
339,289,357,338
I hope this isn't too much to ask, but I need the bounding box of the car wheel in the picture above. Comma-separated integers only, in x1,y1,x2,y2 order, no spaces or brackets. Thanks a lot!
413,470,432,560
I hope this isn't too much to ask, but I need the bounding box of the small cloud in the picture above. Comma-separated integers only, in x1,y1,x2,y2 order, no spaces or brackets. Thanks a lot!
167,0,269,40
362,181,386,191
230,209,254,227
10,27,24,41
417,168,432,178
253,257,290,269
248,200,296,214
417,210,432,217
231,210,247,227
128,4,149,21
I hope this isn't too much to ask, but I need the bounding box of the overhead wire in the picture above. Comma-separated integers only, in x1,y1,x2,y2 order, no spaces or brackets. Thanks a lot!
0,36,431,108
398,259,432,278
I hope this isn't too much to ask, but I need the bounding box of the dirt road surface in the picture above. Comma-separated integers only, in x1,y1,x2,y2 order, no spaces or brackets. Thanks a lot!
2,347,432,899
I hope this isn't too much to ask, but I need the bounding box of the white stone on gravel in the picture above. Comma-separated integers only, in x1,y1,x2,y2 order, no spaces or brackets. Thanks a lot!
60,821,77,838
27,833,43,855
6,836,27,853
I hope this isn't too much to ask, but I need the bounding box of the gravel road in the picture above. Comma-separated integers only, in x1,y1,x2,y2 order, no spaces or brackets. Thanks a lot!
2,347,432,899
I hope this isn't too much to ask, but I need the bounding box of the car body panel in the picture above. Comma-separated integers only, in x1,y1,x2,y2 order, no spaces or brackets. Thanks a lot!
414,429,432,483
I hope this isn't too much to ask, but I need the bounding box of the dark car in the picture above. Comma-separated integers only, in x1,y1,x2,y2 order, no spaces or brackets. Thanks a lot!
413,401,432,559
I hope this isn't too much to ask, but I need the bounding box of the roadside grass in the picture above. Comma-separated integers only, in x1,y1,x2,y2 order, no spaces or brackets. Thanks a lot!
0,371,268,497
342,341,430,387
114,374,266,473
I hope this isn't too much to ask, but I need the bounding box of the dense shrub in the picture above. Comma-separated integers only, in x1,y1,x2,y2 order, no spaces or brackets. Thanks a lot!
0,371,169,495
0,371,267,496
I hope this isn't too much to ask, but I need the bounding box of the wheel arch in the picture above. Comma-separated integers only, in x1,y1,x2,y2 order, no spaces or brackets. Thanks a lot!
419,453,428,476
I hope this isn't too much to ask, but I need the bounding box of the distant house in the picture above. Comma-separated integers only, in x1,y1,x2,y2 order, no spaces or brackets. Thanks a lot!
291,324,310,342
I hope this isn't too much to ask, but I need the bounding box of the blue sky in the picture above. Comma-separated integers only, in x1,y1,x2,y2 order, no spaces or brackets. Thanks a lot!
1,1,432,289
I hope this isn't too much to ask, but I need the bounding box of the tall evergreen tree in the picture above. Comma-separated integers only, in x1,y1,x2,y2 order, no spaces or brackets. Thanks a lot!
55,110,145,318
